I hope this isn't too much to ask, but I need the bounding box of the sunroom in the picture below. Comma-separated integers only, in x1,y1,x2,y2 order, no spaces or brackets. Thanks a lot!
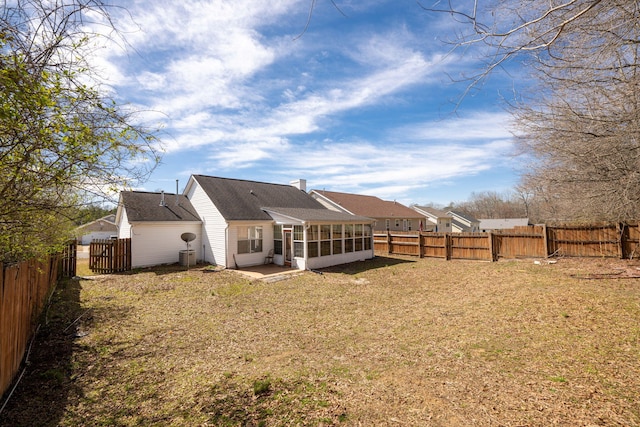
262,208,375,270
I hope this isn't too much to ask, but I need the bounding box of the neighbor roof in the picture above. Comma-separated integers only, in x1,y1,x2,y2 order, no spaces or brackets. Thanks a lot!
76,214,117,230
448,210,479,223
479,218,530,230
192,175,328,221
414,206,450,218
312,190,423,218
120,191,201,222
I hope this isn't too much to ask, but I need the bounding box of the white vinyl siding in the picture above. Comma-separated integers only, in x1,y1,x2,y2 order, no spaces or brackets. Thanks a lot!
117,208,131,239
187,182,228,267
129,222,201,268
227,222,274,268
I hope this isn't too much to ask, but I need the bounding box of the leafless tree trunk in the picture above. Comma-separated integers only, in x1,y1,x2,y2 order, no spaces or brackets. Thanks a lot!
424,1,640,221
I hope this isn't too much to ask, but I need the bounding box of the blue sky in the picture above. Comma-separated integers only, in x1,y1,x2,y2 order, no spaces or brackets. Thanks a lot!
89,0,521,206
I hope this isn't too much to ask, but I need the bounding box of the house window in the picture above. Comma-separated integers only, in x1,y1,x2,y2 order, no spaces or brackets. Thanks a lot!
385,219,390,230
395,219,400,228
238,226,263,254
293,225,304,258
407,220,412,231
273,225,283,255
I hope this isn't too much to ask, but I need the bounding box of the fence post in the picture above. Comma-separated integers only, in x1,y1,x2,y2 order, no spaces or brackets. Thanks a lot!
387,229,392,254
542,224,549,258
618,222,625,259
418,232,423,258
445,233,451,260
488,231,495,262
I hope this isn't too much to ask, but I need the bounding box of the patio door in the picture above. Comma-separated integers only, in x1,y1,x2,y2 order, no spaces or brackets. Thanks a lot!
284,230,292,266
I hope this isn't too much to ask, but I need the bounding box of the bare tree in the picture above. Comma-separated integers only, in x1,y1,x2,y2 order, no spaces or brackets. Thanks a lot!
454,190,528,219
424,1,640,221
1,0,159,262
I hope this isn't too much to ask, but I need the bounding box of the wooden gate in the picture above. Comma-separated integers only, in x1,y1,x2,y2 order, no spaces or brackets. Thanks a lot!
89,238,131,273
59,239,77,278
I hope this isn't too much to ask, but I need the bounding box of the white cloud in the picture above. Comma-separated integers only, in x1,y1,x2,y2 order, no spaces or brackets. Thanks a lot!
402,111,515,141
81,1,521,203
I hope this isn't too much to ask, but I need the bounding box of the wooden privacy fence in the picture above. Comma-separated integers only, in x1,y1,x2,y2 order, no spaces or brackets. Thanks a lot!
59,239,77,278
0,255,60,399
89,238,131,273
374,222,640,261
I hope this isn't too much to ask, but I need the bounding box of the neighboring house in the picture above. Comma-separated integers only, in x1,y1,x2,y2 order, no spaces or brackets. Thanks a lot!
411,206,450,232
75,214,117,244
479,218,531,232
183,176,375,271
448,210,480,233
309,189,423,232
115,191,202,268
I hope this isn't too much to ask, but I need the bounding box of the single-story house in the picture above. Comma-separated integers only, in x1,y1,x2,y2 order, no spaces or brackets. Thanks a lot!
184,175,374,270
411,206,450,232
309,189,423,232
479,218,531,232
115,191,202,268
116,175,375,271
75,214,117,244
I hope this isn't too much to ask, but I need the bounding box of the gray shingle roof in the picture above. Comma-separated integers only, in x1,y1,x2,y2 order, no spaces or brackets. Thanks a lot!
479,218,530,230
193,175,327,221
262,207,372,223
121,191,201,222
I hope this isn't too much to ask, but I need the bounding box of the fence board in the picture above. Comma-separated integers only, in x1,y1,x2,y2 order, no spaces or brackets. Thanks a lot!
450,233,493,261
59,240,77,278
421,233,448,259
1,256,58,399
547,224,620,257
622,222,640,259
493,232,547,259
374,222,640,261
90,238,131,273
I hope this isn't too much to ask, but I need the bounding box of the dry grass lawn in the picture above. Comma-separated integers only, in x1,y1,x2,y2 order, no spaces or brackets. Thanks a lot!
1,255,639,426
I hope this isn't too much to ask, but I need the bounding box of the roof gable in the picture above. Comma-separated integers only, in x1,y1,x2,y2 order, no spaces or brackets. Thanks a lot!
311,190,422,219
448,210,479,223
193,175,326,221
76,214,116,231
414,206,450,218
120,191,201,222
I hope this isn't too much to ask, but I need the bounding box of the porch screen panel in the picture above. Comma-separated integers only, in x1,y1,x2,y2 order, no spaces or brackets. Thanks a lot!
364,224,372,250
355,224,363,251
307,225,319,258
333,224,343,254
321,225,331,256
345,224,354,253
